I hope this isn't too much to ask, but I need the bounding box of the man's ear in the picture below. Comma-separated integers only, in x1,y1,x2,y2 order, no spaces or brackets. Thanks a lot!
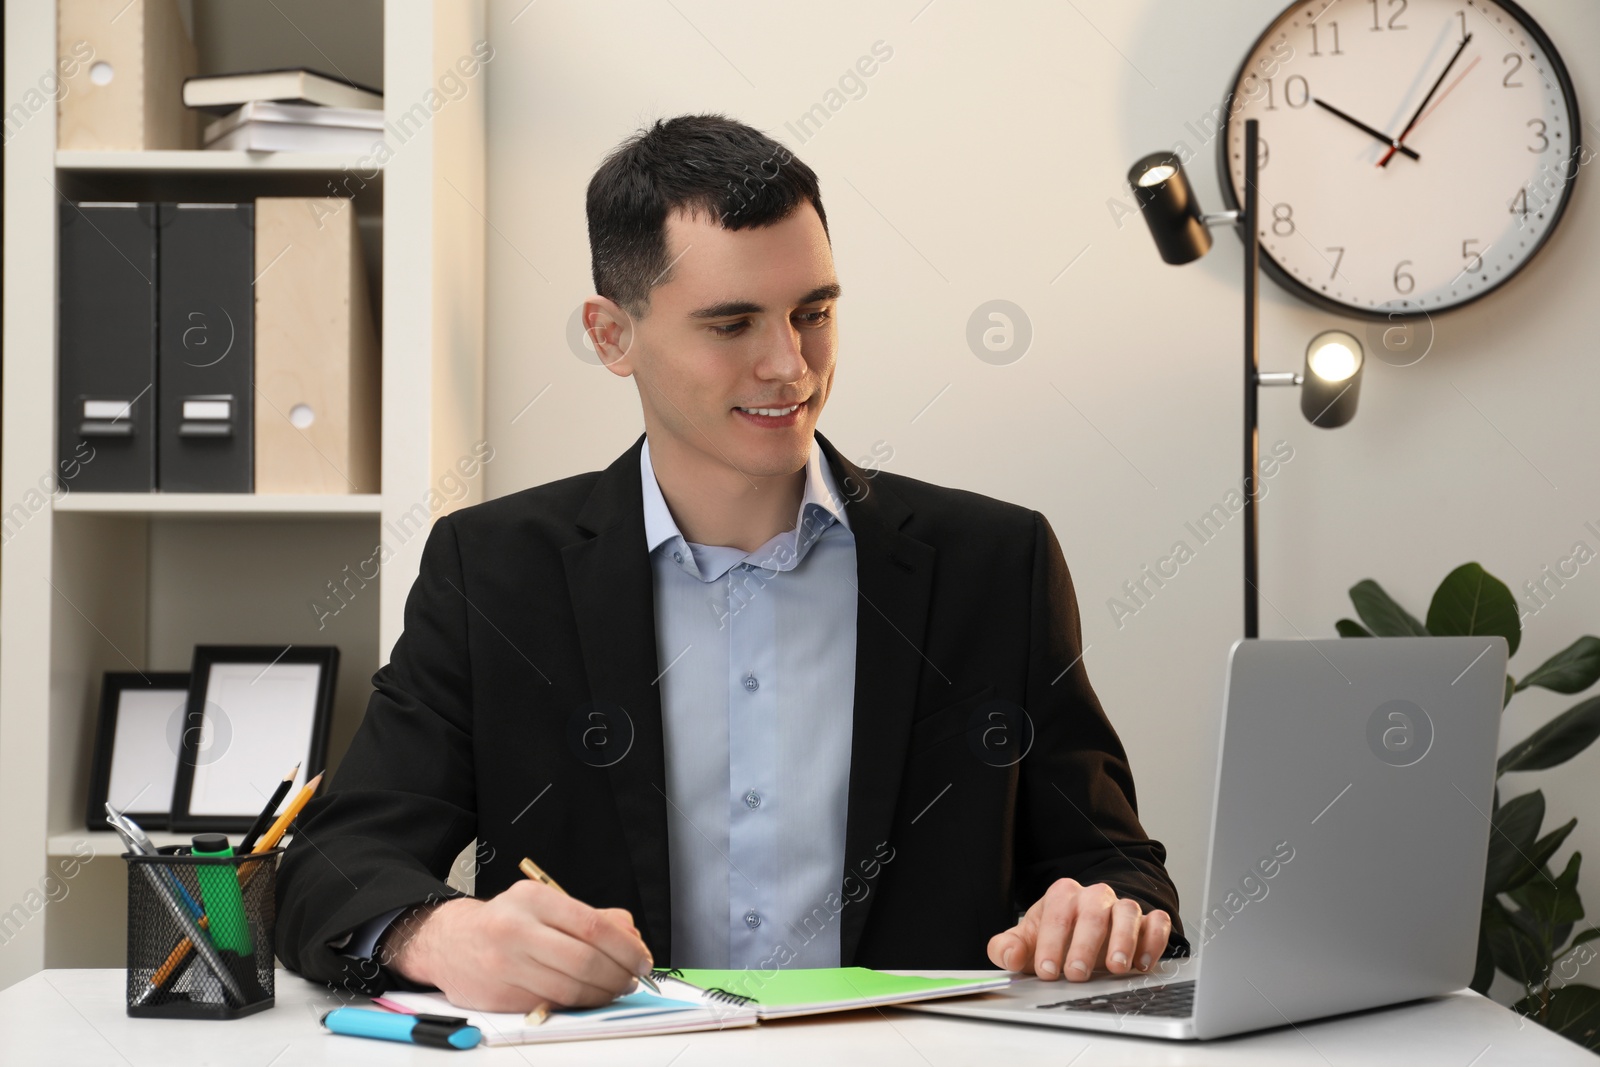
583,296,637,376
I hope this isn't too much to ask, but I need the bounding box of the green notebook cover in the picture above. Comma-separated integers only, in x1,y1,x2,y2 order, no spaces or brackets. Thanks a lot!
663,967,991,1010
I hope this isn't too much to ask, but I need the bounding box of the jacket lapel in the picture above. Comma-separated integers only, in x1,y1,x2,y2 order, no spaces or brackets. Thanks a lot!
561,433,673,959
814,433,938,964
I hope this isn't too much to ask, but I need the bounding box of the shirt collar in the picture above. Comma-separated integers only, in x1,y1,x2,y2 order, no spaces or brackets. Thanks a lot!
641,434,852,580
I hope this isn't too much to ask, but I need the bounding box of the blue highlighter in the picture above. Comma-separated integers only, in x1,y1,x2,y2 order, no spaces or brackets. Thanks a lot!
323,1007,482,1050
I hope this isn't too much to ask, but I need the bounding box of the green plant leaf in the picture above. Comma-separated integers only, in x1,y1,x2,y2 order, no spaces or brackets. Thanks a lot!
1425,562,1521,657
1512,983,1600,1051
1488,898,1550,987
1510,851,1585,928
1505,818,1579,891
1471,907,1497,994
1516,636,1600,695
1335,618,1372,638
1486,791,1546,894
1505,675,1516,709
1499,696,1600,775
1349,579,1428,637
1572,928,1600,949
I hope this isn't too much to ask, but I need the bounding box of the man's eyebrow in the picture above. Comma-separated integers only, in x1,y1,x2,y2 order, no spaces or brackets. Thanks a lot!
687,282,842,320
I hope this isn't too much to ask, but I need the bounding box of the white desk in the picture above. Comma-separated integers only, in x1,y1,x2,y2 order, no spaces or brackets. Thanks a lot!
1,968,1591,1065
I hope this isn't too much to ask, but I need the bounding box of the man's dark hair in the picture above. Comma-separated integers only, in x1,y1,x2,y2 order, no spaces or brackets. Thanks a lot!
587,113,828,318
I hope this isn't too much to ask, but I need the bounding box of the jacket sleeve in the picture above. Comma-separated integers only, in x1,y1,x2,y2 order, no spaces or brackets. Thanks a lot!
275,514,479,992
1014,510,1190,956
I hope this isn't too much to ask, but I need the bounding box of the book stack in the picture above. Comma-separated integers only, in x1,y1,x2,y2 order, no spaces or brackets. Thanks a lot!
184,68,384,154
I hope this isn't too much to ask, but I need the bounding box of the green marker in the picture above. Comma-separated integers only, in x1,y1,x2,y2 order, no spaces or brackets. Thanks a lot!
190,834,253,955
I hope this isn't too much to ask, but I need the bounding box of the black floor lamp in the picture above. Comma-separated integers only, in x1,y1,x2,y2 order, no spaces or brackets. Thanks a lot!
1127,118,1365,639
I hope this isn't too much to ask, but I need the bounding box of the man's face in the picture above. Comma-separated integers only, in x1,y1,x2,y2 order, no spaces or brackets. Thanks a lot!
591,200,839,481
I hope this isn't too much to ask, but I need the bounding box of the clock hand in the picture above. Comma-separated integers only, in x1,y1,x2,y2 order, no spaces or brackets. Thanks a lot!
1401,54,1481,141
1379,31,1473,167
1312,98,1421,161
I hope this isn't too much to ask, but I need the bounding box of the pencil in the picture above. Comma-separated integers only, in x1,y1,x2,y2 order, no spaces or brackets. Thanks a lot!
254,771,322,853
517,857,565,894
139,772,325,998
517,857,660,996
239,761,299,854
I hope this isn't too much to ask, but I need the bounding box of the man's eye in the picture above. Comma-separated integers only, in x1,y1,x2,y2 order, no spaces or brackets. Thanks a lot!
709,308,832,338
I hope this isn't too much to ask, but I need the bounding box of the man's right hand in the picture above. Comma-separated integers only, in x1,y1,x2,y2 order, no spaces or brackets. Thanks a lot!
378,880,655,1013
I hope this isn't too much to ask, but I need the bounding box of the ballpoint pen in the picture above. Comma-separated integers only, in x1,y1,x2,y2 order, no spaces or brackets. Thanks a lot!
105,805,204,920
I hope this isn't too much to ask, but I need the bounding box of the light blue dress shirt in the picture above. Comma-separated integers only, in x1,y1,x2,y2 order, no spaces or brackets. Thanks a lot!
642,434,857,969
340,434,858,971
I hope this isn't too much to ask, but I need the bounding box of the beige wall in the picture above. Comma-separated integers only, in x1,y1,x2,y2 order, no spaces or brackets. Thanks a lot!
476,0,1599,996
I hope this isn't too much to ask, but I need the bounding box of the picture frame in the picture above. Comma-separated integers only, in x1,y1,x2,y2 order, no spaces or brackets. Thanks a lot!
169,645,339,833
86,672,192,832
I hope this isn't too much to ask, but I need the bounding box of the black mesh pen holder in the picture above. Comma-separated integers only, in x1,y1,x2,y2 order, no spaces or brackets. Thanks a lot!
124,846,282,1019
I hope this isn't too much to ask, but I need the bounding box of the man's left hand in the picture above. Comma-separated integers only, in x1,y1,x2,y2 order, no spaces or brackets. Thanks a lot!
987,879,1171,980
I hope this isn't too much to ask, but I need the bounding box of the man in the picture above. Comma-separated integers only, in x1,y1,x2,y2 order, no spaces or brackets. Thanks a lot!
276,113,1186,1014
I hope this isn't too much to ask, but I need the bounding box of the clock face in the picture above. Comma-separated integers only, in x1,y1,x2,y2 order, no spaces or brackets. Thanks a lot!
1218,0,1581,320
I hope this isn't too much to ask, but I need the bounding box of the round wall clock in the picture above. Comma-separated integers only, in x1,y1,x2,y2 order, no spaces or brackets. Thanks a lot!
1217,0,1581,320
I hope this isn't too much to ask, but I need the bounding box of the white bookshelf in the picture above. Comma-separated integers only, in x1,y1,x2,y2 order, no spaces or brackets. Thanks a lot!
54,493,384,517
56,149,380,172
0,1,486,984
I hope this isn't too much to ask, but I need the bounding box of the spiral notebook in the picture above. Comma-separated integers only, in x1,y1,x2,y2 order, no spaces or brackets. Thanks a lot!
648,967,1014,1020
374,986,757,1046
374,968,1011,1044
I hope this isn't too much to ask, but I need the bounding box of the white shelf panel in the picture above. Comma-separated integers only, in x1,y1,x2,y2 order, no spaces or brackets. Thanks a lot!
48,832,294,857
54,493,383,518
56,150,381,173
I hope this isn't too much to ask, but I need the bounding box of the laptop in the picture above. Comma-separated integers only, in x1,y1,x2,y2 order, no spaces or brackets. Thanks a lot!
905,636,1508,1040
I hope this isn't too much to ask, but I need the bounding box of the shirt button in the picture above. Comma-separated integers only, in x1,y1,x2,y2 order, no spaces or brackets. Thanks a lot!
744,909,761,929
744,789,761,809
673,550,683,563
743,673,759,692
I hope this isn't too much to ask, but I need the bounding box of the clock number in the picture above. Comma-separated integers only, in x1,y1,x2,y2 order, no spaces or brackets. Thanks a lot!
1263,76,1310,111
1327,246,1346,280
1528,119,1549,152
1235,134,1270,169
1462,239,1484,273
1510,187,1529,219
1393,260,1415,295
1369,0,1408,31
1503,53,1523,88
1271,203,1295,237
1311,22,1343,56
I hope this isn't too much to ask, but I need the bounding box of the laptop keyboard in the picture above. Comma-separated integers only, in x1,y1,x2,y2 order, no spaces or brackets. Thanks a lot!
1035,980,1196,1018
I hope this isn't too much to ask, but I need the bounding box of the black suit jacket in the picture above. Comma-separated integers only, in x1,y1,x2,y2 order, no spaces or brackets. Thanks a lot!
276,431,1186,992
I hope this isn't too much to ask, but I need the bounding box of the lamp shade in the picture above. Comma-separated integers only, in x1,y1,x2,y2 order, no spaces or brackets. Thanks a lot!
1301,330,1364,428
1126,151,1212,265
